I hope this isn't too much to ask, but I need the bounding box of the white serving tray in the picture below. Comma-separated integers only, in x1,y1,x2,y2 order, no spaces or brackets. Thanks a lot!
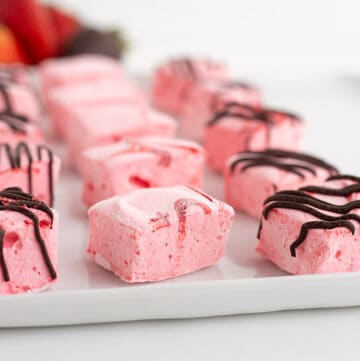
1,61,360,327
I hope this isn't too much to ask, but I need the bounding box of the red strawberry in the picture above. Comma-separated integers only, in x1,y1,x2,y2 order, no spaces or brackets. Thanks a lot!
46,5,80,52
0,24,29,64
0,0,58,63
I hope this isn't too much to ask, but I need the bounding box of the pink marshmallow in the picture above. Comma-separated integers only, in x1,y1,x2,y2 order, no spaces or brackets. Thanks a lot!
46,79,145,139
204,103,304,172
225,149,338,219
180,82,261,140
66,104,177,171
81,136,205,207
87,185,234,283
0,142,61,207
152,57,230,116
0,187,58,294
257,175,360,275
40,55,124,98
0,82,40,123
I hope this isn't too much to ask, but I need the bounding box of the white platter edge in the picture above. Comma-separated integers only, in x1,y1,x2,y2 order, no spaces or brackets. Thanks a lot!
0,272,359,327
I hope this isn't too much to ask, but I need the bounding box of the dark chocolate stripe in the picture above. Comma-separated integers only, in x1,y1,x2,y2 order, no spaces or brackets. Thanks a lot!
265,191,360,214
37,145,55,207
290,220,355,257
0,229,9,281
0,112,29,133
207,103,301,149
263,187,360,257
230,150,337,179
327,174,360,183
0,143,55,207
300,183,360,197
208,103,301,127
16,142,33,194
0,187,56,282
0,83,12,112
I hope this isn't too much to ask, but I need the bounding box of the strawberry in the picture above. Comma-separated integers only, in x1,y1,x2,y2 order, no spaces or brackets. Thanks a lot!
0,24,29,64
46,5,80,52
0,0,58,63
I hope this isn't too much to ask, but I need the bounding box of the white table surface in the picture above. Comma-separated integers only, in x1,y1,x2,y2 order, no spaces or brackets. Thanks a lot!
1,308,360,361
5,0,360,358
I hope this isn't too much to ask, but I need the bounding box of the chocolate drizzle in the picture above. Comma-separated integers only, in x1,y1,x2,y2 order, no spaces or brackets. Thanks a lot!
171,58,222,81
0,143,55,207
230,149,338,178
0,187,56,282
172,58,197,80
37,145,55,207
208,103,301,147
0,83,12,112
327,174,360,183
0,82,32,134
262,184,360,257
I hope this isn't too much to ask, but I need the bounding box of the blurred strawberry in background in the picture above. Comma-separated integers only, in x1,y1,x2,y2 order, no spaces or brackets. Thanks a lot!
0,24,29,63
0,0,127,65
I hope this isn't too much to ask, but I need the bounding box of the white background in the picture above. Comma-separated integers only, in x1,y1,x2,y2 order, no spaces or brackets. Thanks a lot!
3,1,360,360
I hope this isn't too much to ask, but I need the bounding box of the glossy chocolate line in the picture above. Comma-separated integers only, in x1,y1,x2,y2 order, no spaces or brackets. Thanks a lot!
0,143,55,207
0,187,56,282
0,112,29,133
230,150,337,179
259,149,338,173
0,229,9,281
16,142,33,194
263,189,360,257
263,201,360,224
0,83,12,112
300,183,360,197
207,103,299,149
37,145,54,207
327,174,360,183
208,103,301,127
264,191,360,214
0,187,53,223
290,220,355,257
231,158,315,178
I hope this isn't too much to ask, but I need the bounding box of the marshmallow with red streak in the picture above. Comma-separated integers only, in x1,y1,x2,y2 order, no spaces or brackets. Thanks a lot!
81,136,205,207
40,55,124,98
46,79,145,139
257,175,360,275
0,187,58,294
204,103,304,172
152,57,230,116
67,104,177,171
0,112,44,145
87,185,234,283
0,142,61,207
0,82,40,123
180,82,261,140
225,150,338,219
